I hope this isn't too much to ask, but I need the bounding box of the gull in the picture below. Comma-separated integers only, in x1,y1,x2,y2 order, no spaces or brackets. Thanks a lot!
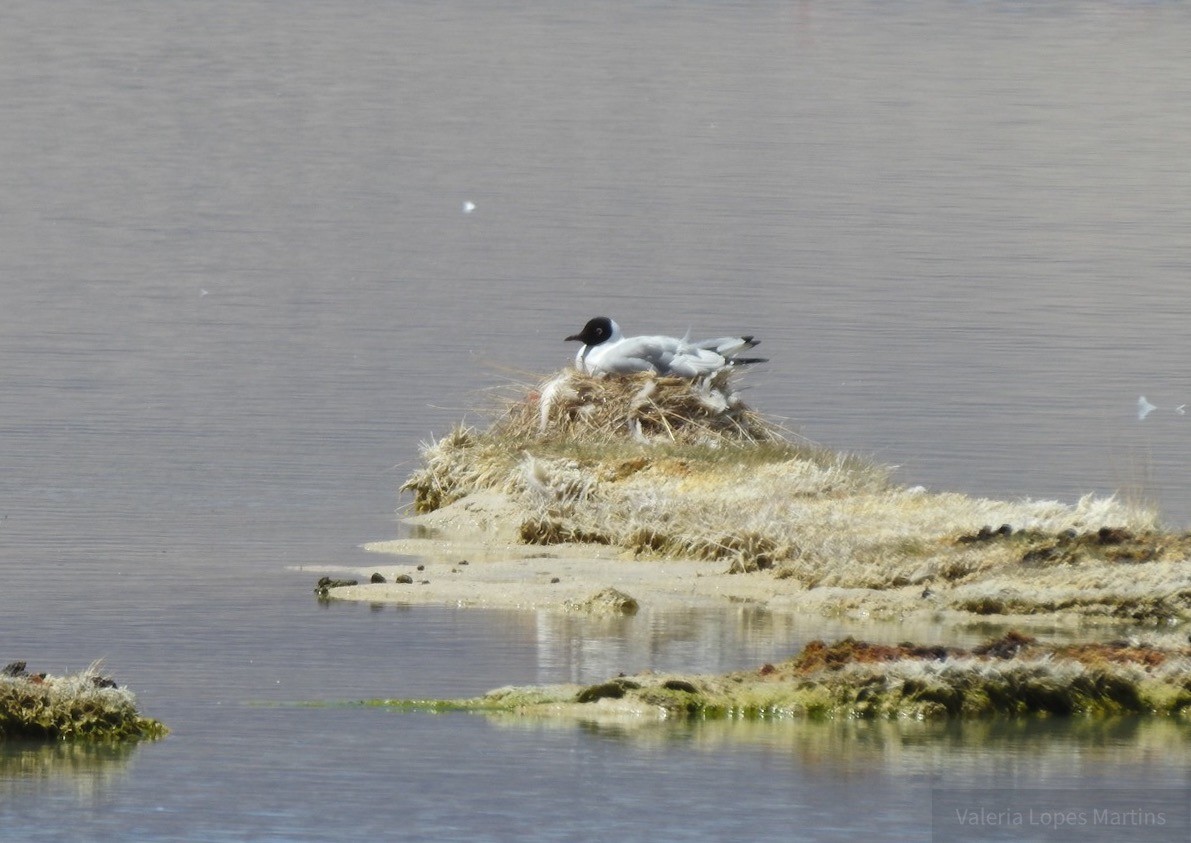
565,316,766,378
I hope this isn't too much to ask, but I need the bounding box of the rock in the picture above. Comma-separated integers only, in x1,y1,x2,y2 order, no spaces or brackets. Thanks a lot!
563,587,639,616
315,576,358,596
394,574,414,584
370,572,387,584
575,677,641,703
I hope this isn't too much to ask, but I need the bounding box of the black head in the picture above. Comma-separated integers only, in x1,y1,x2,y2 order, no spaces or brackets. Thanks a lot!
565,316,616,346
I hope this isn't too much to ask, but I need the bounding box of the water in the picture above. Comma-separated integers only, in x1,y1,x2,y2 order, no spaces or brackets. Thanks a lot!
3,2,1191,840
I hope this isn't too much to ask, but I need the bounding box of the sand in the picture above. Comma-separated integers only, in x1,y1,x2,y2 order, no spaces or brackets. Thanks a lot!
298,492,1157,629
302,489,914,614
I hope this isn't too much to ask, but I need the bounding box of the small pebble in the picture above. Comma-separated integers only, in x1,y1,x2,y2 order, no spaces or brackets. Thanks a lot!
370,572,386,584
416,564,425,571
394,574,414,584
458,560,469,566
550,577,560,584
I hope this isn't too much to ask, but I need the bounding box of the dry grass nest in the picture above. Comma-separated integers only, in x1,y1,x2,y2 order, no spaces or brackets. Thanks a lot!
509,368,786,447
402,367,872,516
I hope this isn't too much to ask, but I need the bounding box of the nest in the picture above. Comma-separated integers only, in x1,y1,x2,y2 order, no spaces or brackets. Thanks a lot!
494,369,785,447
401,368,789,516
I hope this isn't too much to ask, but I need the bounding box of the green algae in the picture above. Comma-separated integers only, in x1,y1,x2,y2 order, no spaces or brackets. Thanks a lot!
359,633,1191,723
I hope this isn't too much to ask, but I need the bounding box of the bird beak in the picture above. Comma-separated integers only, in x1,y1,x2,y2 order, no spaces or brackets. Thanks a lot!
565,333,582,342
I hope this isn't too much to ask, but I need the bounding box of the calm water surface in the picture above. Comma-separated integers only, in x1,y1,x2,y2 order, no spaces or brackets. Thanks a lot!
3,2,1191,840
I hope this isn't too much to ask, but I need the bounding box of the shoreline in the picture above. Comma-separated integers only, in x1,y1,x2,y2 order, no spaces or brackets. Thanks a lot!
300,500,1181,633
304,491,1190,630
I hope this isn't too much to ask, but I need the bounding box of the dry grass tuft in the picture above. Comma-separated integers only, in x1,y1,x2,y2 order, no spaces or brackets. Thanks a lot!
1,661,167,742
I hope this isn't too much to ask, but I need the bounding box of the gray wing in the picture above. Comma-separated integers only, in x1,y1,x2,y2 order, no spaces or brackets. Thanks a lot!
591,335,746,376
590,336,678,374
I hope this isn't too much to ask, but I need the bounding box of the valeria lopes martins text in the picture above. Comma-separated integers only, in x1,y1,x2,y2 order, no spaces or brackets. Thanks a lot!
954,807,1167,830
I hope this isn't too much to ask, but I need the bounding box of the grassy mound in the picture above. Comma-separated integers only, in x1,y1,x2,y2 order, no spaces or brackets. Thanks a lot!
1,662,167,742
400,370,1184,620
403,369,809,512
379,632,1191,721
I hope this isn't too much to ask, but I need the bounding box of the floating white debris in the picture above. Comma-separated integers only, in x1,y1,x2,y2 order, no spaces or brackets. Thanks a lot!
1178,405,1187,416
462,201,476,214
1138,396,1157,421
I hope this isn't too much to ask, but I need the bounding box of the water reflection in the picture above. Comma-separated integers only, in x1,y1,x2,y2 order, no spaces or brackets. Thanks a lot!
529,606,1142,686
482,714,1191,782
683,717,1191,780
0,741,140,803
